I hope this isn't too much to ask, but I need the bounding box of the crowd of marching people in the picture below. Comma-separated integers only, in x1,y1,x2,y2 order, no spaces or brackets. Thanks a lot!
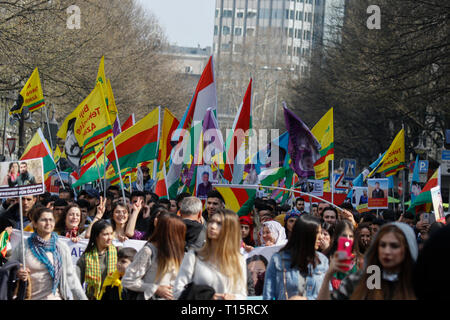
1,184,449,300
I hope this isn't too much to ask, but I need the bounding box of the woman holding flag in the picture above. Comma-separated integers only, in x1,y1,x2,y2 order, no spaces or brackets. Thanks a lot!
13,207,87,300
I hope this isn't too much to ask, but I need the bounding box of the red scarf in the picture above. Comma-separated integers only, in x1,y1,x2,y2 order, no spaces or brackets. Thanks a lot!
65,227,79,238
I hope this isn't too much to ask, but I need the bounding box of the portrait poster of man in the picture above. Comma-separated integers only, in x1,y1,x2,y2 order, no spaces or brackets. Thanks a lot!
298,179,324,197
367,178,388,209
196,165,216,199
244,244,284,298
0,158,45,198
48,171,70,195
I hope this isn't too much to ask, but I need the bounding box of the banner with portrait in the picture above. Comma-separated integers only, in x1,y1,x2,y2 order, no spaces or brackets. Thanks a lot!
367,178,389,209
0,158,45,198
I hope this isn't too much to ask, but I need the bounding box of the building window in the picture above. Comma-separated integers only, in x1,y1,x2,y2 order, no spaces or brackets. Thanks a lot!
222,43,230,51
246,28,255,36
214,25,218,36
235,27,242,36
285,9,289,20
247,10,257,18
234,44,242,52
223,10,233,18
296,11,303,21
290,10,295,20
215,9,219,18
223,26,231,35
303,30,311,40
237,11,244,18
307,12,312,22
289,28,293,37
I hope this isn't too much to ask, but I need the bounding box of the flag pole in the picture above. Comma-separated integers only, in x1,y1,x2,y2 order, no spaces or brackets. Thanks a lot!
94,150,103,193
44,105,54,151
401,123,405,216
18,196,26,271
111,136,127,204
331,160,335,205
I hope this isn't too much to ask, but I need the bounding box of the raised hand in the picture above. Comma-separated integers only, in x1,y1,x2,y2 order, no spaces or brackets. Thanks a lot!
96,196,107,219
132,198,144,213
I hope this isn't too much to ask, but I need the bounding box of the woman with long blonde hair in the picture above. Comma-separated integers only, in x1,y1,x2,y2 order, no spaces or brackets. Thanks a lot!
173,208,247,300
121,213,186,300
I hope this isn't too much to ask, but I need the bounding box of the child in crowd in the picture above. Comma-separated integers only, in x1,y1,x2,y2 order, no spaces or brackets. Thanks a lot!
99,247,137,300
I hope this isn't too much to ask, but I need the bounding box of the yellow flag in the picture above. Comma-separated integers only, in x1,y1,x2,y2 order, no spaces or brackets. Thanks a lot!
106,79,118,123
10,68,45,115
368,129,405,177
311,108,334,180
96,57,118,123
57,83,113,150
53,146,62,163
96,56,106,86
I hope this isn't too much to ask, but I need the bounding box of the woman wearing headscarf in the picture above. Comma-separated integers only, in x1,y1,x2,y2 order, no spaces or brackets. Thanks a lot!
13,207,87,300
239,215,255,252
259,220,287,247
284,210,302,239
318,222,418,300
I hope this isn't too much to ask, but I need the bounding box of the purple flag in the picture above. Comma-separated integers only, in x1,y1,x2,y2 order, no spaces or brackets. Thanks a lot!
283,104,321,180
186,108,224,187
113,118,121,137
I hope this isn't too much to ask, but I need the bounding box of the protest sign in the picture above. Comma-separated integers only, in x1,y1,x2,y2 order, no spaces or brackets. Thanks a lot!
368,178,389,209
243,244,283,297
431,186,445,223
0,158,45,198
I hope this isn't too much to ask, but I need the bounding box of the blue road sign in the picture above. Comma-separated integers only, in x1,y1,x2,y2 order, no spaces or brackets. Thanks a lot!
442,150,450,161
344,159,357,179
418,160,429,173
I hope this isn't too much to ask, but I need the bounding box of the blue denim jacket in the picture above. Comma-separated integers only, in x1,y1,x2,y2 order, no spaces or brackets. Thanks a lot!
262,250,329,300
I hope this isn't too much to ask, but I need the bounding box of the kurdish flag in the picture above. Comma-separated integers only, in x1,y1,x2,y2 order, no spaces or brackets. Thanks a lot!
121,114,136,132
311,108,334,180
106,107,160,173
368,129,405,177
21,128,56,173
154,166,169,199
215,187,257,217
407,167,441,214
173,56,217,140
10,67,45,115
57,83,113,151
21,128,57,190
223,79,253,184
72,144,105,188
167,57,217,199
158,108,179,171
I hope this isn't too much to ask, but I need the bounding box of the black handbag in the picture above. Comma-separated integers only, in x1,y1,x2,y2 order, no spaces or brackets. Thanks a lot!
178,282,215,300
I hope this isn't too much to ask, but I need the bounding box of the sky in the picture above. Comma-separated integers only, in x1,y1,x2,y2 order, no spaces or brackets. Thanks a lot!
137,0,215,48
